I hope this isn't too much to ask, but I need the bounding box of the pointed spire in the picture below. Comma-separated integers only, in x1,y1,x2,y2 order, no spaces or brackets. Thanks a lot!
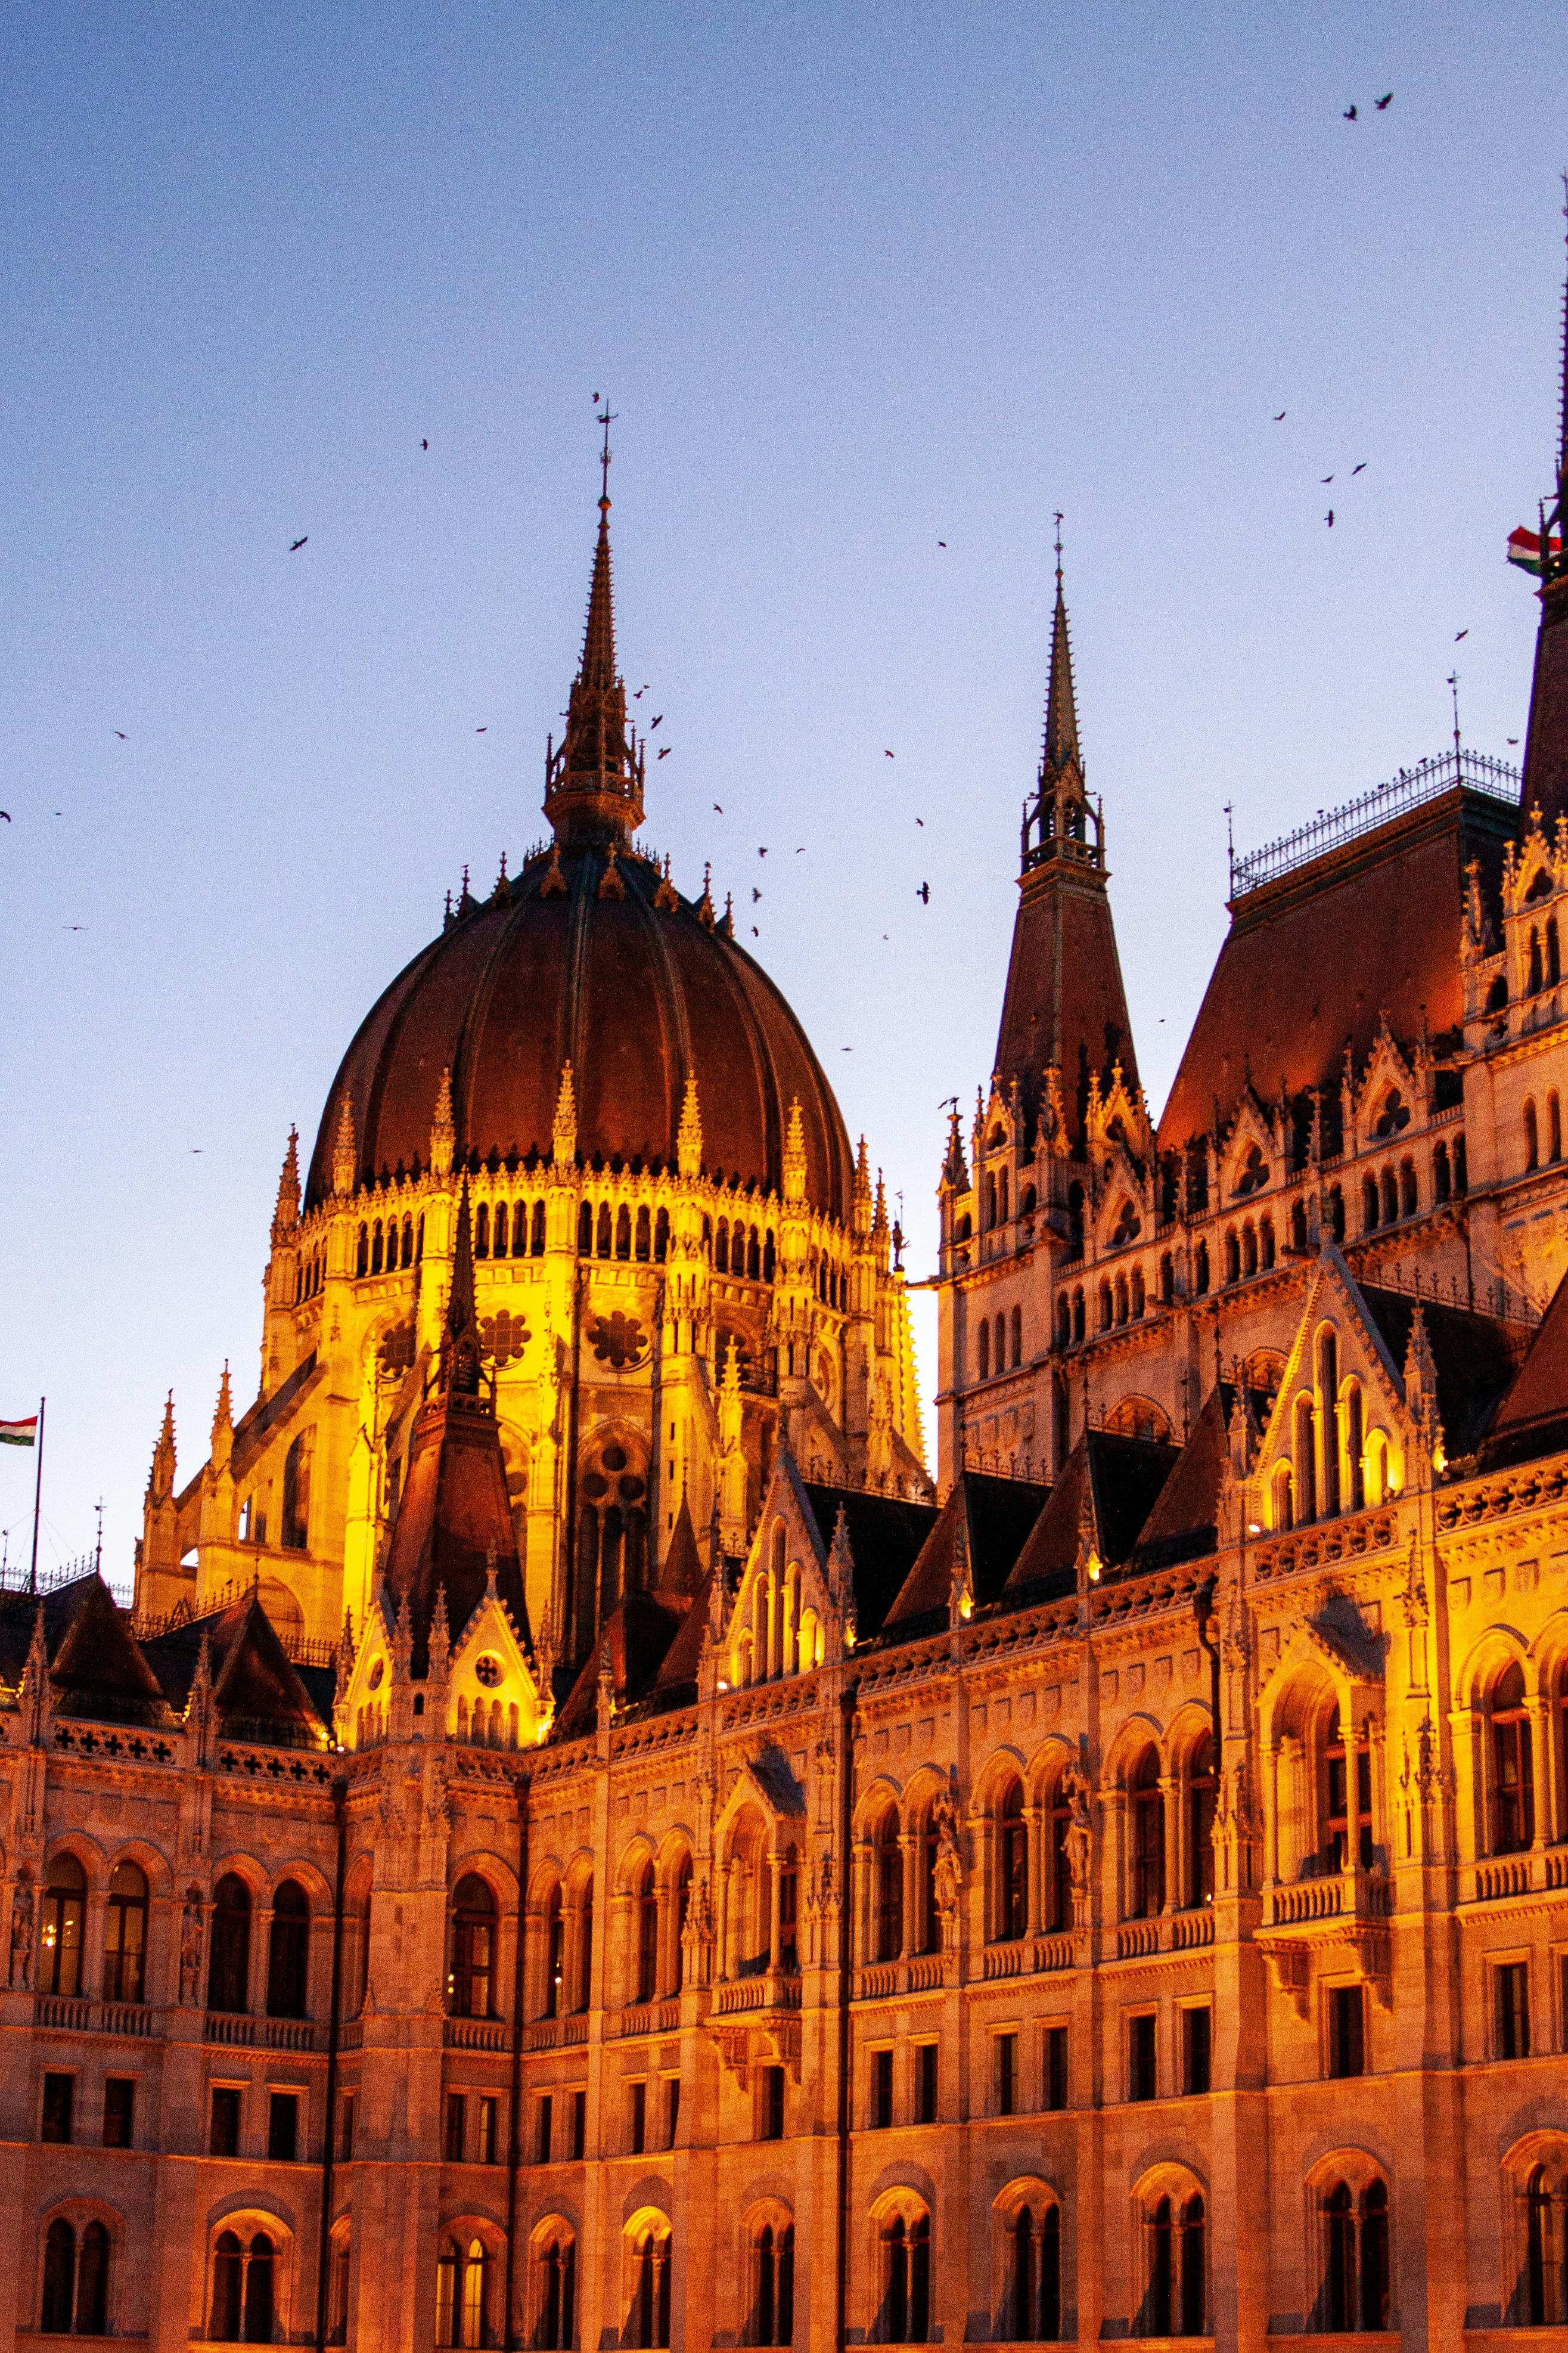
941,1106,967,1191
695,863,716,928
598,839,626,900
332,1093,358,1197
1041,517,1082,784
439,1177,482,1397
271,1126,300,1242
147,1392,176,1505
430,1067,455,1178
211,1362,233,1472
783,1098,807,1204
427,1583,451,1681
552,1062,577,1163
654,853,679,912
677,1071,703,1177
543,447,645,848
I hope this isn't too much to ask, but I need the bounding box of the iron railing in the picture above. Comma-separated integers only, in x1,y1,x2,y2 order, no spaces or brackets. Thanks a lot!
1232,748,1520,897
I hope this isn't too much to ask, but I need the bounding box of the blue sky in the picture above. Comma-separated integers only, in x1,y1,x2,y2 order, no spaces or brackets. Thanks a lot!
3,1,1565,1582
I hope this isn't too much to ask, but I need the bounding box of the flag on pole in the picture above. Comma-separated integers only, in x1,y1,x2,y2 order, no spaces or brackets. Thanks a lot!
1508,525,1563,576
1,1415,39,1447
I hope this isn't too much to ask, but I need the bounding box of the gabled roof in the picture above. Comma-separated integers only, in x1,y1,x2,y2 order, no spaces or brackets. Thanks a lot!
884,1471,1051,1634
1128,1386,1233,1573
799,1484,939,1641
141,1592,330,1743
1479,1269,1568,1468
1356,1284,1525,1458
1003,1428,1179,1602
49,1576,171,1719
553,1585,694,1738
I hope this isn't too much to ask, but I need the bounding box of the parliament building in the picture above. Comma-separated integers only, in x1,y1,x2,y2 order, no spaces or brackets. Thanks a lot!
6,275,1568,2353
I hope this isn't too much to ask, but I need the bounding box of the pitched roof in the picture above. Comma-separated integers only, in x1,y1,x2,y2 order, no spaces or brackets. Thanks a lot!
383,1389,530,1674
1003,1428,1179,1602
799,1484,939,1641
1356,1283,1526,1458
1479,1269,1568,1467
553,1584,694,1738
1128,1386,1233,1572
140,1592,330,1743
884,1471,1051,1633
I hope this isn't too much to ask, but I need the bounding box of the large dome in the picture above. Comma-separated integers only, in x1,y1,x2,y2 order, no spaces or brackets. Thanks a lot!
306,839,855,1217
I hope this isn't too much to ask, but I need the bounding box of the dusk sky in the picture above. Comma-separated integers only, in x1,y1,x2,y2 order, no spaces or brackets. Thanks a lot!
4,2,1565,1585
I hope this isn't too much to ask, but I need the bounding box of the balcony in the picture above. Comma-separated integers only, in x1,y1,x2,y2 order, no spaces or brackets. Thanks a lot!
204,2011,319,2051
33,1996,160,2038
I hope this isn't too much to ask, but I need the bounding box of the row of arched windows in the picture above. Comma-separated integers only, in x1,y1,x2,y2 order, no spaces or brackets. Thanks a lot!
474,1199,542,1258
975,1307,1023,1381
578,1201,672,1263
354,1211,424,1276
1524,913,1562,997
1362,1158,1418,1230
33,1859,309,2018
716,1218,771,1279
291,1246,324,1303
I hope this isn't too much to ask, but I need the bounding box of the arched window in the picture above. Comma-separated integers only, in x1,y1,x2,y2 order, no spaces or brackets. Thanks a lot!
1114,1276,1128,1326
1193,1241,1209,1294
996,1781,1028,1942
208,1874,252,2014
1322,2177,1389,2332
1324,1729,1373,1873
1360,2181,1390,2331
1327,1183,1345,1243
327,2228,350,2345
210,2231,275,2343
1187,1735,1216,1908
631,2228,670,2348
537,2231,577,2351
1362,1176,1378,1232
615,1204,631,1260
1551,1093,1564,1163
474,1203,489,1258
1291,1199,1309,1252
1273,1463,1294,1532
1525,1098,1541,1172
402,1214,415,1267
76,2218,110,2334
1488,1661,1535,1853
266,1880,310,2019
492,1202,508,1257
371,1219,384,1275
541,1884,564,2019
355,1224,368,1278
635,1205,651,1261
104,1859,147,2005
530,1200,546,1255
881,2212,931,2343
634,1862,658,2005
1344,1384,1364,1512
42,2221,78,2333
752,2220,795,2346
672,1856,693,1994
1072,1289,1085,1344
1260,1216,1275,1270
1147,2199,1175,2337
1529,927,1545,994
1294,1396,1318,1523
1316,1332,1340,1515
1399,1158,1417,1217
1098,1281,1112,1332
281,1432,311,1552
448,1876,496,2019
1129,1753,1165,1919
1378,1167,1397,1226
995,1312,1007,1368
1005,2202,1060,2341
1048,1777,1073,1932
436,2236,490,2349
977,1322,990,1381
595,1202,611,1258
1179,2196,1206,2336
1160,1252,1175,1305
1433,1140,1451,1201
1011,1306,1023,1365
1524,2164,1565,2324
873,1811,902,1964
1055,1298,1070,1348
573,1878,594,2013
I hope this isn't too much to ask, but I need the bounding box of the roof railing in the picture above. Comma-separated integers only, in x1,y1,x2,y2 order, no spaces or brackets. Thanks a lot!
1231,748,1520,897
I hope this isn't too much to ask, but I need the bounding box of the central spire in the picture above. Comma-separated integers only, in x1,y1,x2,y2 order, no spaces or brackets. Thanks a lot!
544,410,647,849
1020,523,1101,879
1041,516,1082,786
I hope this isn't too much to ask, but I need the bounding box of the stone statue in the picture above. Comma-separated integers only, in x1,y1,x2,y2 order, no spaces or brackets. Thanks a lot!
179,1887,204,2004
1063,1769,1094,1901
9,1871,35,1991
933,1798,964,1923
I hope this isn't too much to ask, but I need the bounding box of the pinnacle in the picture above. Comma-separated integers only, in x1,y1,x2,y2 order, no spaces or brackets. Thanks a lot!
1042,562,1082,780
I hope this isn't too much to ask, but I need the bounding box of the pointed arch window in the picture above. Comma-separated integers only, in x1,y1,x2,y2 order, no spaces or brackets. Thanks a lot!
103,1859,147,2005
752,2221,794,2345
436,2236,490,2349
1007,2202,1060,2340
631,2228,670,2349
1129,1753,1165,1919
208,1874,251,2014
1525,1098,1541,1172
1524,2164,1566,2324
41,2217,110,2336
873,1811,902,1964
448,1875,496,2019
210,2230,275,2343
266,1880,310,2019
1488,1661,1535,1853
881,2212,930,2343
1187,1735,1216,1908
996,1781,1028,1942
538,2233,576,2349
634,1863,658,2005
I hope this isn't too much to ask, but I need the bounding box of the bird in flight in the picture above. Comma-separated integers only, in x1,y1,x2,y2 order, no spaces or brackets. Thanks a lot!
1455,630,1468,642
752,926,759,938
1274,411,1286,421
114,730,127,740
650,714,663,729
752,887,762,903
916,817,924,827
1321,475,1334,485
884,749,895,759
633,687,646,698
937,540,946,547
918,882,930,904
1343,104,1358,120
62,925,85,931
1351,463,1367,475
1508,737,1519,746
757,846,768,858
290,537,308,552
1375,91,1393,109
1325,510,1335,528
795,847,805,854
840,1047,853,1052
476,726,487,733
657,746,670,759
713,803,723,814
0,811,10,822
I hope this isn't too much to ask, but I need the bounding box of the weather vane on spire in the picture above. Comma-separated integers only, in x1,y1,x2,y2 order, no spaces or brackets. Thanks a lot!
1448,669,1463,759
595,403,618,506
1053,510,1064,587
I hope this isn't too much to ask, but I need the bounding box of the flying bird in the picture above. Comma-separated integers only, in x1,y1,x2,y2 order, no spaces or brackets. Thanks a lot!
0,811,10,822
421,438,429,450
113,730,127,740
62,925,85,931
1454,630,1468,642
752,926,759,937
476,727,488,733
1325,510,1335,528
918,883,930,904
752,888,762,903
290,537,308,552
713,803,723,814
657,746,670,759
1351,463,1367,475
1343,104,1358,121
795,847,805,854
884,749,895,758
1273,411,1286,421
1321,476,1334,485
1508,737,1519,746
1375,91,1393,108
937,540,946,547
757,847,768,858
916,817,924,827
633,687,645,697
840,1047,853,1052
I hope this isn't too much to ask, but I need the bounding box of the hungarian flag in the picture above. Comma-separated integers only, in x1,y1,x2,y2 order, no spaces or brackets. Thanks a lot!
1508,524,1563,575
0,1415,38,1448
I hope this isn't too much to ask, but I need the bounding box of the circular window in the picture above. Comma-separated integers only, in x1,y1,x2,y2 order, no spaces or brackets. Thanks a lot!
617,1474,645,1502
603,1444,628,1472
581,1471,608,1499
474,1655,503,1689
368,1657,384,1691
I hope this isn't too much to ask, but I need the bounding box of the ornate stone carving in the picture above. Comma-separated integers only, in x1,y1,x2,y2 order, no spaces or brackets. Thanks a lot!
8,1869,34,1991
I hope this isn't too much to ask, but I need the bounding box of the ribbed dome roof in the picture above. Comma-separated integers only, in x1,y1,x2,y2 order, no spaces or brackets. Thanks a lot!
305,840,855,1217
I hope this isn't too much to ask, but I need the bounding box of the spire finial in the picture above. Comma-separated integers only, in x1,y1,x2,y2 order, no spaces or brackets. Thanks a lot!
1042,522,1081,778
1053,509,1064,589
597,402,617,509
544,417,644,847
439,1177,482,1397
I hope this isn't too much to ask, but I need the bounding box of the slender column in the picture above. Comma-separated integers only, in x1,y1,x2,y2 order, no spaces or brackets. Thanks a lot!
768,1853,783,1974
1024,1803,1044,1936
898,1835,916,1961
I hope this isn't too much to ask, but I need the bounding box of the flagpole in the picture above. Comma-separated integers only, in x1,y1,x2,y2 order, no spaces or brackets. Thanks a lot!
28,1396,45,1596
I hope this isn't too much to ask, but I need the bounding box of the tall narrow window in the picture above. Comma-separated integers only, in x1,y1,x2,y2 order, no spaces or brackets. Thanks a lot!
266,1880,310,2018
1525,2165,1564,2324
1179,2196,1205,2336
104,1860,147,2004
448,1875,495,2019
1147,2199,1174,2336
1294,1397,1317,1523
1525,1099,1541,1172
41,2221,77,2333
1359,2181,1389,2330
1489,1663,1535,1853
1048,1780,1073,1931
1328,1983,1365,2079
208,1875,252,2014
41,1856,86,1999
874,1813,902,1963
1496,1960,1530,2059
998,1781,1028,1940
542,1885,564,2019
1186,1736,1216,1907
1324,1735,1373,1871
76,2220,109,2336
1325,2182,1357,2330
1129,1753,1165,1918
573,1880,594,2014
634,1864,658,2004
1317,1332,1340,1515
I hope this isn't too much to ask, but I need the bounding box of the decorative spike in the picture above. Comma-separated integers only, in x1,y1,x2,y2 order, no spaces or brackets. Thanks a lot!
332,1093,358,1198
438,1177,482,1397
430,1066,455,1179
654,852,679,912
210,1362,233,1466
721,891,735,938
783,1098,807,1204
271,1126,300,1242
552,1062,578,1162
427,1583,451,1679
1041,522,1082,782
677,1071,703,1178
695,863,716,929
539,837,567,900
544,461,644,847
598,839,626,900
147,1392,176,1505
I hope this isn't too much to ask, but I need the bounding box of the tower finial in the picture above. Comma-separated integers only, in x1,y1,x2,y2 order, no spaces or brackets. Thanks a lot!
1042,520,1081,779
543,417,645,848
597,402,617,509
